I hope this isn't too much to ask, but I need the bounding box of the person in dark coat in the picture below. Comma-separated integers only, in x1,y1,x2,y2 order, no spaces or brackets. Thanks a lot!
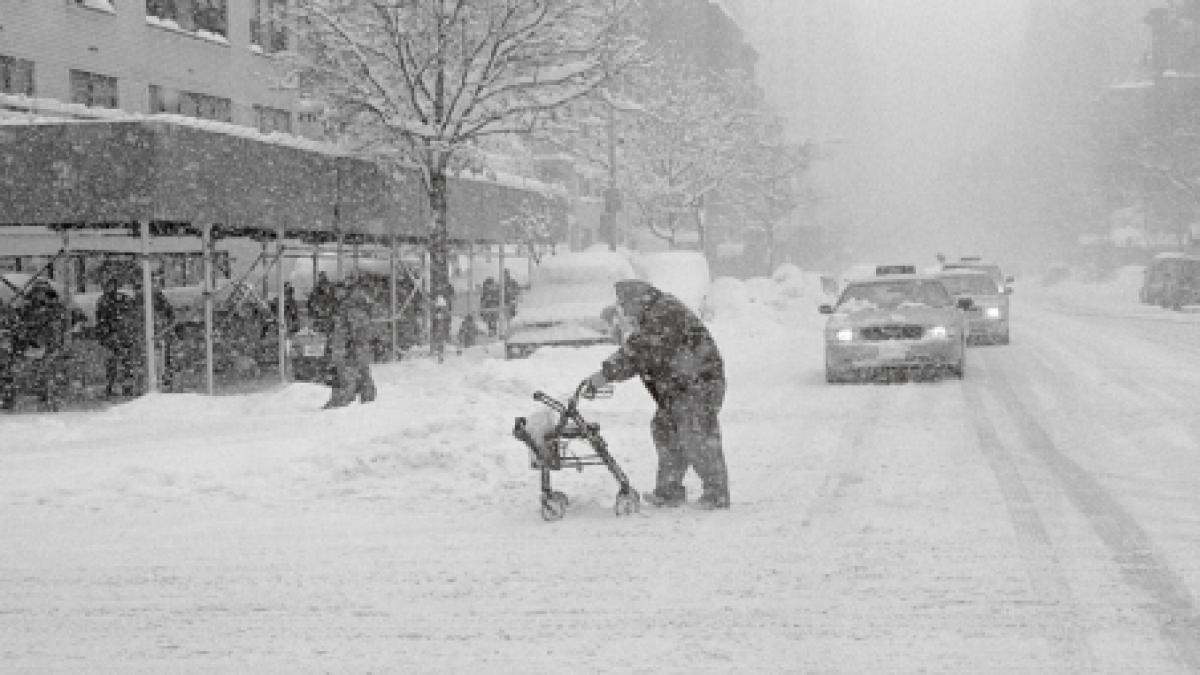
502,269,520,320
585,279,729,509
281,282,300,334
0,301,18,410
307,272,337,336
95,277,139,397
479,277,501,336
457,313,479,351
15,281,71,410
323,279,378,408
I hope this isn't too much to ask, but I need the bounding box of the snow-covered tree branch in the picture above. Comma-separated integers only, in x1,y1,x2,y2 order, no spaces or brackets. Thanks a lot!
277,0,640,354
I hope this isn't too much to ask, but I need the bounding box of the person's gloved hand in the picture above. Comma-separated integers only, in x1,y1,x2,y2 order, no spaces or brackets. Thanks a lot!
583,370,608,394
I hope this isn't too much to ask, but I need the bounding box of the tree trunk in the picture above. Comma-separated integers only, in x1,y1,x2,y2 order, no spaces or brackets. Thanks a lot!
427,166,451,360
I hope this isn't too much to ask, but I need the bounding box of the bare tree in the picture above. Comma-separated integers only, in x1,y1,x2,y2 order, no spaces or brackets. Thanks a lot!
279,0,637,353
613,57,757,249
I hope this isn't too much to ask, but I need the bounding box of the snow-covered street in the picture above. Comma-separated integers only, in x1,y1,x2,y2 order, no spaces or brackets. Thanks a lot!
3,272,1200,673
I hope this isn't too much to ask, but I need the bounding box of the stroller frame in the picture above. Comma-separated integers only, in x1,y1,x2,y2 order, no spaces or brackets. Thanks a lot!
512,380,641,521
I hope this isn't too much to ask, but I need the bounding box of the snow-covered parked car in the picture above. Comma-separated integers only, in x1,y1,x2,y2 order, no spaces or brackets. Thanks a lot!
504,250,636,359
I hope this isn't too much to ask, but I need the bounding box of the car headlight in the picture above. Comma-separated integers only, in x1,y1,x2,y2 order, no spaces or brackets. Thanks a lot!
984,307,1002,319
927,325,949,339
834,328,854,342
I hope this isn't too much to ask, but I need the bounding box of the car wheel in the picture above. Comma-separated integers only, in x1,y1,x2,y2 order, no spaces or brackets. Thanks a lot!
825,364,844,384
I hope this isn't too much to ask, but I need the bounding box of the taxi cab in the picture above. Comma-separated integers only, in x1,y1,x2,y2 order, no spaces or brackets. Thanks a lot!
934,268,1010,345
819,265,971,383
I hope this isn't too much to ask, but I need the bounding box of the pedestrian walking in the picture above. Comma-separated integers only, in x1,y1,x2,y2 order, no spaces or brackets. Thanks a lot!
480,277,501,336
583,279,729,509
14,281,71,411
322,278,378,409
457,313,480,351
95,277,139,397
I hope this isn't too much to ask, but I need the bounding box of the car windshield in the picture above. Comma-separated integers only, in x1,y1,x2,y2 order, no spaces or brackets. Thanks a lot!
837,280,952,310
937,274,998,295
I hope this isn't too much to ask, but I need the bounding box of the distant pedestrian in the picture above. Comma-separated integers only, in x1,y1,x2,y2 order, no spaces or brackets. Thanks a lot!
431,293,451,363
307,271,336,336
457,313,480,351
503,269,520,320
323,278,378,408
15,281,71,410
480,277,501,336
0,301,18,410
282,282,299,333
95,277,139,397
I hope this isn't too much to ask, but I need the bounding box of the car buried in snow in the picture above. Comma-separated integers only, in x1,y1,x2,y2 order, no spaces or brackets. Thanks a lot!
503,251,635,359
934,268,1010,345
818,269,972,383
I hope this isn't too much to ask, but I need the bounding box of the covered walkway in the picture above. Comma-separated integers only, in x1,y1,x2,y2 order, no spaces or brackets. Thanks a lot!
0,117,566,397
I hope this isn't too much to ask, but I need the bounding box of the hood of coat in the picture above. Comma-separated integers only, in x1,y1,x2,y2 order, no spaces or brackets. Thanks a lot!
614,279,662,321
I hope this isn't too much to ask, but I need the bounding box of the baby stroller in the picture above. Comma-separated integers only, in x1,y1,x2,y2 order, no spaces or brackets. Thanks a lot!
512,379,641,521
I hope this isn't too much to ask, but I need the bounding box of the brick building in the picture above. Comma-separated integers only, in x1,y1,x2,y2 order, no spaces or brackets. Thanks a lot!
0,0,315,136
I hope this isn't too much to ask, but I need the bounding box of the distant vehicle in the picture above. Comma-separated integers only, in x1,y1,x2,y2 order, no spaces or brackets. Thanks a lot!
818,273,971,383
1140,252,1200,309
941,256,1012,292
935,269,1010,345
504,251,635,359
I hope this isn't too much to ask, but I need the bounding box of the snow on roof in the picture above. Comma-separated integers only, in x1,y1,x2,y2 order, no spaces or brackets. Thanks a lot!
0,93,566,197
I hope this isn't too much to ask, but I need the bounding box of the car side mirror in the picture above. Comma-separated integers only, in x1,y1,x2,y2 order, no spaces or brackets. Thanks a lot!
956,297,974,311
818,304,834,315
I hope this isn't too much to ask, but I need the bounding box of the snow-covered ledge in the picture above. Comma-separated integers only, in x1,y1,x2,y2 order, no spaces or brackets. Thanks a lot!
77,0,116,14
145,15,231,46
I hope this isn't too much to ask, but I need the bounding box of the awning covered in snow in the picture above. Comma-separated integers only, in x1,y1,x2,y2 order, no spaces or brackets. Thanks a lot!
0,118,566,243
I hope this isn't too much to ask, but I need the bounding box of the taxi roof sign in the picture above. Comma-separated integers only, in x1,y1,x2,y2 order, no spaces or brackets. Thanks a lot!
876,264,916,276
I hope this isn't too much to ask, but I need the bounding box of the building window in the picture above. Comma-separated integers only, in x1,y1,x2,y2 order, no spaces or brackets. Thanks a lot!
149,84,232,123
146,0,228,38
70,70,119,108
0,55,35,96
250,0,288,53
254,105,292,134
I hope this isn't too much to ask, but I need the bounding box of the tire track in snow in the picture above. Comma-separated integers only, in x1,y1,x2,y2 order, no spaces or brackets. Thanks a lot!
800,385,886,526
962,360,1096,671
984,357,1200,670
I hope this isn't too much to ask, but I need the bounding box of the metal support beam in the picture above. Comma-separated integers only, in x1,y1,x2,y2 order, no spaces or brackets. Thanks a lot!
498,242,508,337
139,220,158,394
202,223,215,396
276,227,288,384
389,233,399,361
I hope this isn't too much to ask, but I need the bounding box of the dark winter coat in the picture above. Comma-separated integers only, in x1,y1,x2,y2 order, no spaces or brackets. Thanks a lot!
600,279,725,407
328,285,375,366
95,289,138,351
308,277,337,334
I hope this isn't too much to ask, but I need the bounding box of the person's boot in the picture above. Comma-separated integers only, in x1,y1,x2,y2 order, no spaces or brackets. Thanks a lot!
644,486,686,507
695,488,730,510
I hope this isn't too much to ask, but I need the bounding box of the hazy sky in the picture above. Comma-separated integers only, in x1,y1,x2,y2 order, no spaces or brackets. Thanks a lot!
740,0,1031,262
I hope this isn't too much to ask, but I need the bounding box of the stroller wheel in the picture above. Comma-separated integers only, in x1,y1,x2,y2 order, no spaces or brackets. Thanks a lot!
541,492,568,521
614,489,640,517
